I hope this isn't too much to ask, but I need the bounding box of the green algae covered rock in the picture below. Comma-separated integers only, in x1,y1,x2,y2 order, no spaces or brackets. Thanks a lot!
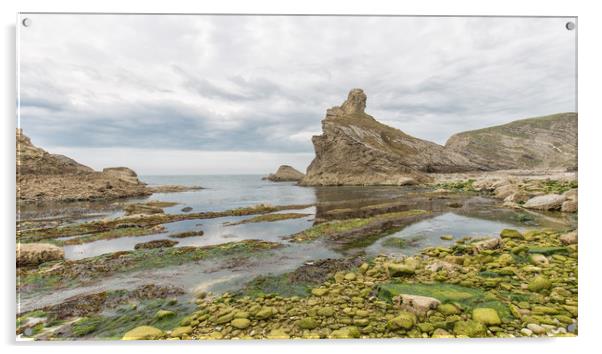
388,311,417,330
171,326,193,338
297,317,319,330
453,320,487,337
438,303,461,315
155,310,176,320
472,308,501,325
254,307,274,320
266,328,290,339
330,326,361,339
387,263,416,277
311,287,329,296
528,276,552,292
317,306,336,317
432,328,454,338
500,229,524,240
231,318,251,329
122,326,164,340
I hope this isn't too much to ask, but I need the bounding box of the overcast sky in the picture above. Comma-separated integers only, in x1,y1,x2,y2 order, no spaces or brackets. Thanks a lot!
18,15,576,175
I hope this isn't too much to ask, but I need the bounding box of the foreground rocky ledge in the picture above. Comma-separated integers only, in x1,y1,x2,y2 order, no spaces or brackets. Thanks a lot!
121,228,576,340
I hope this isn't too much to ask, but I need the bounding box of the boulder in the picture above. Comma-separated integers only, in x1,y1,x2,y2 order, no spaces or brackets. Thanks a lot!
561,200,577,213
17,243,64,267
472,308,501,325
122,326,164,340
230,318,251,329
453,320,487,337
523,194,566,211
263,165,305,182
500,229,524,240
394,294,441,316
473,238,502,252
559,230,578,245
388,311,417,330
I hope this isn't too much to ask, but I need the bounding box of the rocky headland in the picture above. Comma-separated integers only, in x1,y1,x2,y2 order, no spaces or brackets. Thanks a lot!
17,129,151,203
300,89,478,186
263,165,305,182
301,89,577,186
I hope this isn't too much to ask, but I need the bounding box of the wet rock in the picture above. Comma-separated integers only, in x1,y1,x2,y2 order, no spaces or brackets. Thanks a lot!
155,310,176,320
134,239,178,249
560,230,577,245
181,207,193,213
122,326,164,340
523,194,566,211
472,238,502,253
267,329,290,339
395,294,441,316
440,235,454,241
297,317,319,330
453,320,486,337
527,323,546,335
472,308,501,325
124,203,164,216
231,318,251,329
388,311,417,330
529,254,549,267
17,243,64,267
171,326,192,338
561,200,577,213
387,263,416,277
254,307,274,320
500,229,524,240
330,326,360,339
288,257,363,284
438,303,461,315
432,328,454,338
528,276,552,292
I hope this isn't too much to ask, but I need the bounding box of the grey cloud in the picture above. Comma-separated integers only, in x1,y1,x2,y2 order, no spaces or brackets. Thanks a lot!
19,15,576,156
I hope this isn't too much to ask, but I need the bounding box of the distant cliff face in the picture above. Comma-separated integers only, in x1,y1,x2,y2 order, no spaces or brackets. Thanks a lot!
300,89,478,186
445,113,577,171
17,129,150,202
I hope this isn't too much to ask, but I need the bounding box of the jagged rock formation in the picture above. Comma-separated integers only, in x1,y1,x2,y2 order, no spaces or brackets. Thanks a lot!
17,129,151,202
263,165,305,182
445,113,578,171
300,89,478,186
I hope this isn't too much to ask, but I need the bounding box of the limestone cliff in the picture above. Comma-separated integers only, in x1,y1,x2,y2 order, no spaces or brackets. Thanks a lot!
445,113,578,171
17,129,151,202
300,89,478,186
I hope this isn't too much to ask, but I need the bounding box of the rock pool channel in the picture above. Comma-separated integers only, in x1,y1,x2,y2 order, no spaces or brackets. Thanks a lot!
16,175,575,339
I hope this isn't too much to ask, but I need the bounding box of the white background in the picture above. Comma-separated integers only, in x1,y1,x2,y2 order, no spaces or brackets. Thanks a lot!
1,1,600,354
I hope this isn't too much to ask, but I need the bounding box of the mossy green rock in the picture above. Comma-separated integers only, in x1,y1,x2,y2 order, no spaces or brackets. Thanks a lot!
171,326,193,337
297,317,319,330
500,229,524,239
387,263,416,277
231,318,251,329
330,326,361,339
453,320,487,337
311,287,329,296
254,307,274,320
155,310,176,320
388,311,417,330
472,308,501,325
317,306,336,317
344,272,357,281
438,303,461,315
528,276,552,292
266,328,290,339
122,326,164,340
